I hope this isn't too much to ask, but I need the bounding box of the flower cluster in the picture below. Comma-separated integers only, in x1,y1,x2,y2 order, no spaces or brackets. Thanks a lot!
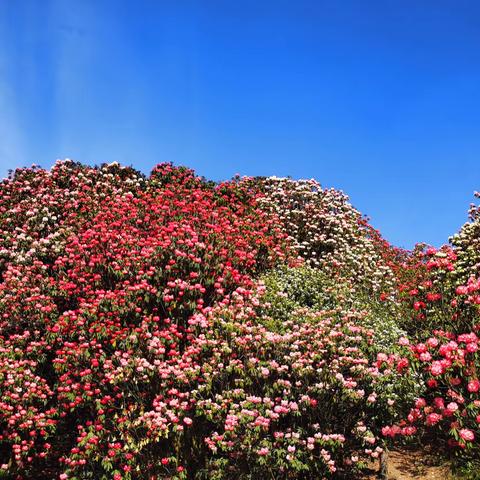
450,191,480,283
384,332,480,451
254,177,399,294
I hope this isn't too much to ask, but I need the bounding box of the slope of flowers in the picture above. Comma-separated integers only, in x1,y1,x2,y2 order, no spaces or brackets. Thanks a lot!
1,160,480,479
450,191,480,282
254,177,400,294
190,288,412,479
378,201,480,475
0,161,291,479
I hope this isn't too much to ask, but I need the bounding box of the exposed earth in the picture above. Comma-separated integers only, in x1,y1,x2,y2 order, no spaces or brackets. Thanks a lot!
367,449,454,480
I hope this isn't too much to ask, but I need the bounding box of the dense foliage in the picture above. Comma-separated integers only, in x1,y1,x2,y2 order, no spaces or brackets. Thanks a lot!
0,160,479,479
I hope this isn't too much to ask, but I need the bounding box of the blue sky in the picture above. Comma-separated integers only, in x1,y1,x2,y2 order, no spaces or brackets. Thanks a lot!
1,0,479,249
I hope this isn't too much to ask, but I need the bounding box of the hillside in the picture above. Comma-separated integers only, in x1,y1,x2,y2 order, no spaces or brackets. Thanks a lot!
1,161,479,480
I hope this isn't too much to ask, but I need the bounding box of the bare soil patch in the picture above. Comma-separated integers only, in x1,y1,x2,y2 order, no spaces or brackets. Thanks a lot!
365,448,454,480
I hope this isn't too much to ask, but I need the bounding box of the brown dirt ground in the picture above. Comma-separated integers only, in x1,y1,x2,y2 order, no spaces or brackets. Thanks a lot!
365,448,454,480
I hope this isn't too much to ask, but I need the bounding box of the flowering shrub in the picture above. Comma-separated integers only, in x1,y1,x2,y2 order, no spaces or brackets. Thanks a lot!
0,162,290,478
188,284,416,479
383,217,480,474
394,245,480,338
1,160,480,478
450,191,480,282
260,265,406,351
381,331,480,473
254,177,398,294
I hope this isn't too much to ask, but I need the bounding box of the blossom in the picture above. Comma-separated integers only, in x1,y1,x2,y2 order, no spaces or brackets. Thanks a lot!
468,380,480,393
459,429,475,442
426,413,442,426
446,402,458,413
430,361,444,376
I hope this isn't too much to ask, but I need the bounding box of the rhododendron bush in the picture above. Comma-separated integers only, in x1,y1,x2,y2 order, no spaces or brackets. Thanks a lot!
0,160,479,478
253,177,399,295
188,273,418,479
387,210,480,475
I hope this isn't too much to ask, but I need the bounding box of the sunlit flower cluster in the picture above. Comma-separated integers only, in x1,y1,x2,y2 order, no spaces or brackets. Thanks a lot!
255,177,398,293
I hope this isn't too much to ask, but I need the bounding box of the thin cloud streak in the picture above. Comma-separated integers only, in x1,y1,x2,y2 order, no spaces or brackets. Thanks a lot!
0,12,26,180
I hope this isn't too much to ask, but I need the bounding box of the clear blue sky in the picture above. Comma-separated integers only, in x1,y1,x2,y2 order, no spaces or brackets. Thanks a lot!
1,0,479,249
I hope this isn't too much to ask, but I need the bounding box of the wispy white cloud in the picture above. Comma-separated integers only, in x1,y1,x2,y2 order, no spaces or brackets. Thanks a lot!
51,0,106,162
0,80,26,180
0,13,27,180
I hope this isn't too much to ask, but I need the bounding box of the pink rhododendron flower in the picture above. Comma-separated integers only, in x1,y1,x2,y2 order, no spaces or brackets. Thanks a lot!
459,429,475,442
468,380,480,393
